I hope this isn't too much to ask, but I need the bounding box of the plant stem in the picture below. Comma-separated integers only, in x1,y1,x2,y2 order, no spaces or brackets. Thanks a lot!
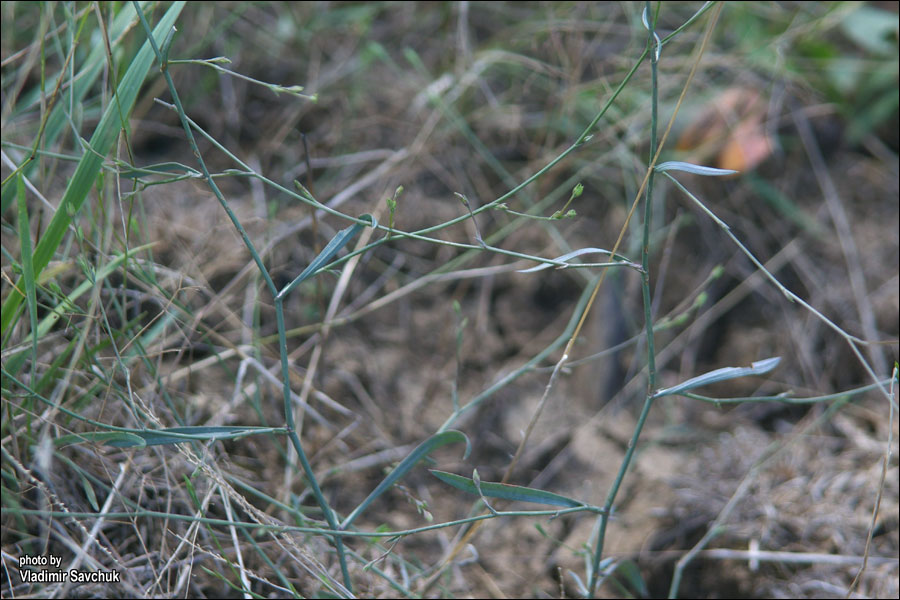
133,3,351,591
588,2,660,594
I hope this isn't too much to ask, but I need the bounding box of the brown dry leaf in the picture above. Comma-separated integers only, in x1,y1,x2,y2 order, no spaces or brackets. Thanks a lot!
677,86,774,172
717,117,775,172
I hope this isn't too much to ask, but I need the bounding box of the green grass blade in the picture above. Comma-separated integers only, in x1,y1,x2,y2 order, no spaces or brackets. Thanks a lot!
35,244,156,339
0,2,150,214
15,173,37,384
3,243,156,379
0,1,186,337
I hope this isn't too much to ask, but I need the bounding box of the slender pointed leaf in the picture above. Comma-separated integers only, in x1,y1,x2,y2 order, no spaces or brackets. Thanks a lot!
653,357,781,399
81,474,100,512
430,469,586,508
567,570,590,598
116,161,201,179
99,426,284,448
614,558,649,598
340,430,470,529
517,247,635,273
654,161,738,176
277,214,377,299
55,431,147,448
15,174,38,380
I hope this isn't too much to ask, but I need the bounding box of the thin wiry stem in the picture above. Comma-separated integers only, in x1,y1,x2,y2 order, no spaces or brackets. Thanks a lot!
588,2,660,594
132,3,351,591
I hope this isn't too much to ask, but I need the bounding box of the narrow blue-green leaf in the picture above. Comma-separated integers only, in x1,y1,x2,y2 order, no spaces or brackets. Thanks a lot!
652,357,781,399
277,214,377,300
103,426,284,448
567,570,590,598
340,430,470,529
55,431,147,448
517,247,635,273
81,474,100,512
613,559,649,598
641,6,662,60
592,557,625,595
15,173,38,381
117,161,201,179
654,161,738,177
1,1,186,337
160,25,177,67
430,470,586,508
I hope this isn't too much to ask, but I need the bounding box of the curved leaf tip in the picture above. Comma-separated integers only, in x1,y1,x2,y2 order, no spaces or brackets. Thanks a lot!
655,161,738,177
358,213,378,228
653,355,781,399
